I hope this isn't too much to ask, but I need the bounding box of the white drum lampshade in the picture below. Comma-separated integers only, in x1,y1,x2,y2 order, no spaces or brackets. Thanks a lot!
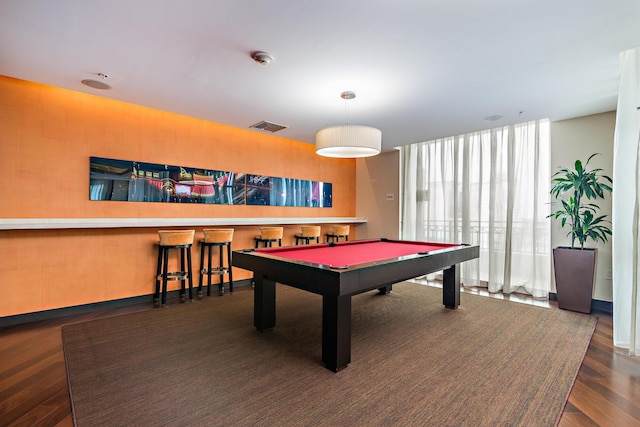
315,125,382,158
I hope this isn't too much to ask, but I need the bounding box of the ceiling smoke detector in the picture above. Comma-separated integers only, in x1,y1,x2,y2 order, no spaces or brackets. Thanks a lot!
251,51,274,65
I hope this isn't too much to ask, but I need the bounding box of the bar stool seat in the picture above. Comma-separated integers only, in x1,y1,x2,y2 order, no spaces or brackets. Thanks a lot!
295,225,321,245
198,228,234,297
254,226,283,248
154,230,195,307
326,225,350,243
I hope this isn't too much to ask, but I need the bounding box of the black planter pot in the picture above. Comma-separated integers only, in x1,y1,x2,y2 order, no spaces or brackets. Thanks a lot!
552,247,597,314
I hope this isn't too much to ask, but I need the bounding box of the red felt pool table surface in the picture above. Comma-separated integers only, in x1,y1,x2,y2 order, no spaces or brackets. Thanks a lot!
253,239,461,269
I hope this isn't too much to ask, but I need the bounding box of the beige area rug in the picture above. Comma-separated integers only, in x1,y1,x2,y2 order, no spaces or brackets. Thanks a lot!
62,282,596,426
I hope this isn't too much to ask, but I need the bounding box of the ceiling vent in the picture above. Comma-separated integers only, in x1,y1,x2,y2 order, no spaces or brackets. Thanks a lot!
249,121,288,133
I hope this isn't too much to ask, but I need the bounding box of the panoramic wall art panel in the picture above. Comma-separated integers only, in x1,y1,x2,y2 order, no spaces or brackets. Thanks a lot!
246,175,332,207
89,157,332,207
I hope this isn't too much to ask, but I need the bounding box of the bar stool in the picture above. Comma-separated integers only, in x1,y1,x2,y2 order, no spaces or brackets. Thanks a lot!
154,230,195,308
198,228,234,297
326,225,350,243
295,225,321,245
254,226,283,248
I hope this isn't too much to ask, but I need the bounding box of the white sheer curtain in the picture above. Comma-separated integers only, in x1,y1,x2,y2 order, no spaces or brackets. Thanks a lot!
612,47,640,356
400,120,550,298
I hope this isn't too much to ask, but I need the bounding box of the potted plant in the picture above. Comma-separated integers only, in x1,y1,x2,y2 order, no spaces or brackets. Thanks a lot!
549,153,612,313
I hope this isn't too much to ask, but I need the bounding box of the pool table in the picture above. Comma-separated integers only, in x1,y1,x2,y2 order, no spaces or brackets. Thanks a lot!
232,238,479,372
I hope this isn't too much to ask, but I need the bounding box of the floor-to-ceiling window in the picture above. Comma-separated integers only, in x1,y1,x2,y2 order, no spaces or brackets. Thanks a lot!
400,119,550,298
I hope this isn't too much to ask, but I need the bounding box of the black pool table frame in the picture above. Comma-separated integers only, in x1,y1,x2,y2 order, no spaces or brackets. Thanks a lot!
232,239,480,372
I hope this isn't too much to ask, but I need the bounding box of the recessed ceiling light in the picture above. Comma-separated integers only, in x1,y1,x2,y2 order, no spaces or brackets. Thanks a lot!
81,79,111,90
81,73,111,90
484,115,504,121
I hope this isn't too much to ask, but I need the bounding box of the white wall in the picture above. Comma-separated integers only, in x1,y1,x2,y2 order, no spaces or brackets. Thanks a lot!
550,111,615,302
355,150,400,240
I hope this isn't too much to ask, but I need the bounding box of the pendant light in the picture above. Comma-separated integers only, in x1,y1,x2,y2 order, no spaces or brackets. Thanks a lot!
315,91,381,158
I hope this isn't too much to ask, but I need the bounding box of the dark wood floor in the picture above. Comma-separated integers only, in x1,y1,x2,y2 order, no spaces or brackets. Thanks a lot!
1,285,639,427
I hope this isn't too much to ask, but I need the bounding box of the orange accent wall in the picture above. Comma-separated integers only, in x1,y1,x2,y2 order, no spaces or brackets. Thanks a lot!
0,76,356,317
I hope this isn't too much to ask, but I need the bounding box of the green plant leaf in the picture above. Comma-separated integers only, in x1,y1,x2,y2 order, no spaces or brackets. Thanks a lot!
549,153,612,248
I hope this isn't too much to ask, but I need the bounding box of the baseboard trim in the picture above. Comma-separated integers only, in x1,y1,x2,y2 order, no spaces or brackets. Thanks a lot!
0,279,253,329
548,292,612,316
3,283,612,330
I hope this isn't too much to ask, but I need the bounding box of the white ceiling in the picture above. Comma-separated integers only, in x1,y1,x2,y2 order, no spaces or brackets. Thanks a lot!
1,0,639,152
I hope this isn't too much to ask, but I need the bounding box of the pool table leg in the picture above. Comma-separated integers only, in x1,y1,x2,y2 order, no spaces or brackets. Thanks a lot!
322,294,351,372
442,264,460,309
378,284,393,294
254,274,276,332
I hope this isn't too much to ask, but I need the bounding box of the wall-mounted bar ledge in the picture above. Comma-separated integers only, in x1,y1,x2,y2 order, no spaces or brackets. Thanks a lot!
0,217,367,231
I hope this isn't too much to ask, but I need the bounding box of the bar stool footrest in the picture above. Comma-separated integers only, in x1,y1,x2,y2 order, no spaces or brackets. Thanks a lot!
157,272,191,281
201,267,230,275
